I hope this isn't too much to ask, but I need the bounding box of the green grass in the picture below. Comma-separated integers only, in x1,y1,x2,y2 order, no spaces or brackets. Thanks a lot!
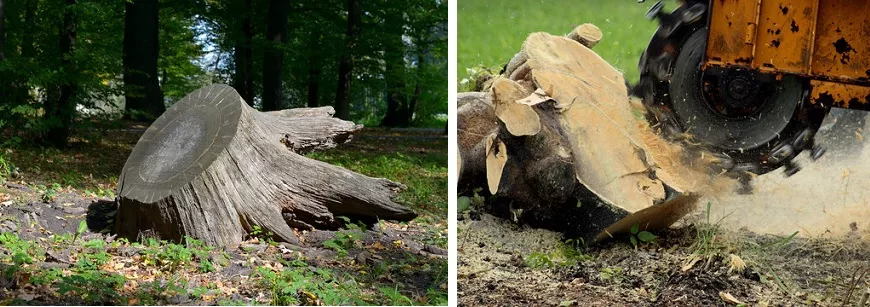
307,137,448,228
458,0,660,85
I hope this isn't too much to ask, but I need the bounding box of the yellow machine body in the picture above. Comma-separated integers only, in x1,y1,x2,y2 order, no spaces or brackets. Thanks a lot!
704,0,870,109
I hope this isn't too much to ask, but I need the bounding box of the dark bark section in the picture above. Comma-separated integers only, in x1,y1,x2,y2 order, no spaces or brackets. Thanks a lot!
0,0,5,62
261,0,290,111
43,0,78,147
380,12,410,127
20,0,36,58
407,52,424,123
115,85,417,247
3,0,37,106
123,0,165,119
232,0,254,105
306,29,322,108
333,0,361,119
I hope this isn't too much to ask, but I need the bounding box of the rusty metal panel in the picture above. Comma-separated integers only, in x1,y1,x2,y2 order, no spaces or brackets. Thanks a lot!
752,0,817,74
809,80,870,110
705,0,757,67
811,1,870,82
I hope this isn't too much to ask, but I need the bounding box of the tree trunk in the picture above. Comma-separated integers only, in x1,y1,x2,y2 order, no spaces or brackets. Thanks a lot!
306,30,322,108
458,26,732,243
0,0,5,62
261,0,290,111
123,0,164,119
21,0,36,58
232,0,254,105
406,51,424,125
43,0,78,147
114,84,416,247
380,13,409,128
333,0,361,119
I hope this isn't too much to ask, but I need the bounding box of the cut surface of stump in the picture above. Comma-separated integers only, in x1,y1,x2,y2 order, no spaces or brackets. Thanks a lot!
457,25,734,243
115,84,416,247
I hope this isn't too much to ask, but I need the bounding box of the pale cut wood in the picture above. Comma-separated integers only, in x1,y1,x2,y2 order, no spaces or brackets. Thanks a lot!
115,84,416,247
525,32,660,212
485,134,508,194
491,78,541,137
567,23,603,48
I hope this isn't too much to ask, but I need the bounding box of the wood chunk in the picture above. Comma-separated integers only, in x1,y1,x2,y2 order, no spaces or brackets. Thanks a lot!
567,23,603,48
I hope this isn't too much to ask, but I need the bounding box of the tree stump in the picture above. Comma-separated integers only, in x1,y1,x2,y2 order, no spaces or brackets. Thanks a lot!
114,84,416,247
458,26,735,243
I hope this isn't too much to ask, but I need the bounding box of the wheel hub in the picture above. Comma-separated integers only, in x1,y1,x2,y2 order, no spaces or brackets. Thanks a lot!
706,68,765,118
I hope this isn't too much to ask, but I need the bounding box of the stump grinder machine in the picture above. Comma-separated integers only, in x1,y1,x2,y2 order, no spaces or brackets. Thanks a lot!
634,0,870,181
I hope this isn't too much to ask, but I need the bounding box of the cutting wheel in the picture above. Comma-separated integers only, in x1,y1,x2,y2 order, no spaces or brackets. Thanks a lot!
638,24,819,176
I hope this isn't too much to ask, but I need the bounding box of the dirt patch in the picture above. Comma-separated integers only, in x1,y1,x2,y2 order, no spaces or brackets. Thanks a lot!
459,213,870,306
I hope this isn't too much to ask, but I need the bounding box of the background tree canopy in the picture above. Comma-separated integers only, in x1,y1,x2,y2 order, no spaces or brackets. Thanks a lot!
0,0,447,146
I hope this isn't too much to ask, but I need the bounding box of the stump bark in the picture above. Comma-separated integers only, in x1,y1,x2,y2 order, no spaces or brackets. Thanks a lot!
115,84,416,247
458,26,734,243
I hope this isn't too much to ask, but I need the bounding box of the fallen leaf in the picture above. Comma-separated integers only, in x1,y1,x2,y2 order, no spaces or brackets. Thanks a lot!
559,299,577,306
719,291,745,305
17,293,37,301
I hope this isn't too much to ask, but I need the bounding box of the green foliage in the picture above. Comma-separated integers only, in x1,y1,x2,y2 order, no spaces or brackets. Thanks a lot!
0,153,15,182
691,202,730,258
379,286,414,305
322,217,366,258
254,266,367,306
629,223,658,248
57,270,126,304
72,220,88,245
39,182,63,203
77,240,111,270
525,240,592,269
140,237,211,272
525,252,555,269
0,232,42,265
250,225,276,245
598,266,625,283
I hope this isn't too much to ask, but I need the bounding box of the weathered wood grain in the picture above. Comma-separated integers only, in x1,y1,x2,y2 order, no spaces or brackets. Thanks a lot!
115,84,416,247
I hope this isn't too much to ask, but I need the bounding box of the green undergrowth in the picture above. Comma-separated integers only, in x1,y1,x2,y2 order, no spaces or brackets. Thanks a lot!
0,232,447,305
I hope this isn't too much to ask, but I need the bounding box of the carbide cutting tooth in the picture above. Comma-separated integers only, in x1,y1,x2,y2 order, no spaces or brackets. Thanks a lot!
811,146,826,161
783,161,801,177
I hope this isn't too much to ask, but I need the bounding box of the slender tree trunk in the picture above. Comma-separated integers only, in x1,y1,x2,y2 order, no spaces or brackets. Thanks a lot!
333,0,361,119
306,30,322,108
21,0,36,58
406,51,424,125
0,0,5,62
123,0,164,120
380,13,409,127
261,0,290,111
45,0,78,147
6,0,37,105
232,0,254,105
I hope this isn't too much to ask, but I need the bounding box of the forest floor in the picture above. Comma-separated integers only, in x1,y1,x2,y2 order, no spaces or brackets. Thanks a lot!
0,123,448,305
457,208,870,306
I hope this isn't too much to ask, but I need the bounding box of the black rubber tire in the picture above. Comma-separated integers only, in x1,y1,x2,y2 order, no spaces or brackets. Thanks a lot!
669,28,803,153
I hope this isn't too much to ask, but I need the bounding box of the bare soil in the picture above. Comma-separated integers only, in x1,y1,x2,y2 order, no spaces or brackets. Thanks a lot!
458,213,870,306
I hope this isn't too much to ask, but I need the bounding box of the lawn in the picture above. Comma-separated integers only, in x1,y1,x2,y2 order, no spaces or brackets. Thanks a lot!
458,0,660,85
